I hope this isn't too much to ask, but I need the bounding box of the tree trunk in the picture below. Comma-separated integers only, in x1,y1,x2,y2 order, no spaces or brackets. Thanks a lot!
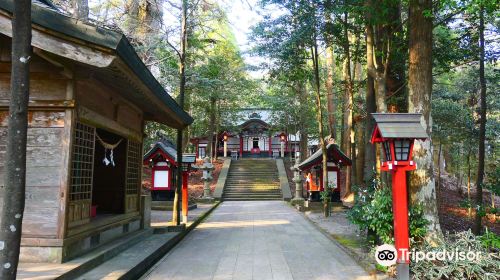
71,0,89,20
437,141,442,201
325,45,336,139
473,4,486,235
408,0,442,241
311,42,329,217
207,97,216,159
297,81,309,161
363,21,377,184
214,100,221,161
342,58,353,196
0,1,31,278
467,145,472,217
172,0,187,226
341,9,354,196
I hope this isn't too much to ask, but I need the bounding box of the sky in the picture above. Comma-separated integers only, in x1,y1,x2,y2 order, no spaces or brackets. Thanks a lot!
223,0,266,77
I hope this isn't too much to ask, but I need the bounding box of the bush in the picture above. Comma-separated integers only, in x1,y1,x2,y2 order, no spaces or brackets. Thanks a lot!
411,230,500,280
347,175,429,244
480,228,500,249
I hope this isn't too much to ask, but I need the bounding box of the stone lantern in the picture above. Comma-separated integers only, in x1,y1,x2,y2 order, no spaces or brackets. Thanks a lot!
198,157,215,203
290,153,304,206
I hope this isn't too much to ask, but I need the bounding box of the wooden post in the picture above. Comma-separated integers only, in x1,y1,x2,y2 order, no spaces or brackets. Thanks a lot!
268,136,272,157
223,139,227,157
239,135,243,158
182,171,189,224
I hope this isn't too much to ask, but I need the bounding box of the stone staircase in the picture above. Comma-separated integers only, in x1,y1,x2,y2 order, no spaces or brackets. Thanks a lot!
223,159,282,201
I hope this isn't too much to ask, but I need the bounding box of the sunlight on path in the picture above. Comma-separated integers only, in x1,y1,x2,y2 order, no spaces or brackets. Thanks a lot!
141,201,373,280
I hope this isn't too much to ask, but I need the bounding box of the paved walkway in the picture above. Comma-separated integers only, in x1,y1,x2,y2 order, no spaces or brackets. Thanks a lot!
142,201,372,280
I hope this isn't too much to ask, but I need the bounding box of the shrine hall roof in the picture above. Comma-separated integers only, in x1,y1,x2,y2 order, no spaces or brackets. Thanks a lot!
0,0,193,129
371,113,428,139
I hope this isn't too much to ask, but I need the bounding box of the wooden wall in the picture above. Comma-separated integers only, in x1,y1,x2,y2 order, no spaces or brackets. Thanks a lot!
0,32,145,245
0,34,70,239
75,78,143,139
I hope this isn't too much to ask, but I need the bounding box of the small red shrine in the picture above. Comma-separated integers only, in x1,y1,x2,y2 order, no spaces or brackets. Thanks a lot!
298,143,352,202
143,139,196,221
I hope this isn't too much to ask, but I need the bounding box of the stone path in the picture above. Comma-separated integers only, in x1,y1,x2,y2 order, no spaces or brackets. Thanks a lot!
141,201,373,280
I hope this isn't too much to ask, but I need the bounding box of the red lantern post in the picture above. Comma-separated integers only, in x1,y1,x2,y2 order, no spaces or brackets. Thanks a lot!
370,113,428,280
279,132,286,157
222,131,229,158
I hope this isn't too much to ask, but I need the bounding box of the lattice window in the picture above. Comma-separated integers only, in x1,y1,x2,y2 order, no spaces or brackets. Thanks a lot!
126,140,142,195
70,122,95,201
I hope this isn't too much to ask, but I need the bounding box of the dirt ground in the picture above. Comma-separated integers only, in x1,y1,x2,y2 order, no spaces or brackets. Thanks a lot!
142,159,224,200
437,171,499,234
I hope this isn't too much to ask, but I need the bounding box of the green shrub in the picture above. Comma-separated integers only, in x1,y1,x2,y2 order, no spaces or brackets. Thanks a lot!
347,174,429,244
411,230,500,280
480,228,500,249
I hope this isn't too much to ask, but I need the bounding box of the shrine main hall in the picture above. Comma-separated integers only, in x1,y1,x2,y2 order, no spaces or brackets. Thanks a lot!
190,109,308,159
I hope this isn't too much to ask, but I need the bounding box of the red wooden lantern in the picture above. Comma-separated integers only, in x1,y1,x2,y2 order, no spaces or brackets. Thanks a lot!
279,132,286,142
222,131,229,141
371,113,428,279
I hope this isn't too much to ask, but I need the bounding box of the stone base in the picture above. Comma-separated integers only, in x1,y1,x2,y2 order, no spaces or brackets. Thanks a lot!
197,197,215,204
151,201,197,211
166,224,186,232
290,197,305,206
302,201,345,212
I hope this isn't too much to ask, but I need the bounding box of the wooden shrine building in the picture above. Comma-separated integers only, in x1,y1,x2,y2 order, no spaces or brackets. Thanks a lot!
0,0,192,263
298,143,352,202
143,138,196,201
191,109,303,158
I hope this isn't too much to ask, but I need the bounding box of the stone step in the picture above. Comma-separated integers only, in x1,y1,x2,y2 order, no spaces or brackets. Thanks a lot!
223,197,282,201
223,159,282,201
224,186,280,189
18,229,153,280
224,187,280,190
225,180,280,184
223,194,282,198
224,190,282,194
227,175,279,181
227,171,278,174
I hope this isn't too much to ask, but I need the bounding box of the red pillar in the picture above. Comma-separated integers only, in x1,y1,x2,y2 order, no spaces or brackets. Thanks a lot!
392,168,410,264
182,171,189,223
195,140,199,158
268,136,272,156
240,135,243,158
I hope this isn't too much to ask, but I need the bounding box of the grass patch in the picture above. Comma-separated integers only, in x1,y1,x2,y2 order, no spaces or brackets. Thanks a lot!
331,234,364,248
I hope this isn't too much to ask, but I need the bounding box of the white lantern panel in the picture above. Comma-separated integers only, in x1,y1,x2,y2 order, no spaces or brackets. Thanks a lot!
327,171,338,189
154,170,169,188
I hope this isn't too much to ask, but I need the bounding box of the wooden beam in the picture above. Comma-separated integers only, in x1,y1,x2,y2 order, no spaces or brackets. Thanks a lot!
0,13,116,68
77,106,142,142
0,99,75,109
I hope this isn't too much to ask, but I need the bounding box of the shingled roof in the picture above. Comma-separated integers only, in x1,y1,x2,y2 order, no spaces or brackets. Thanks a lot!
371,113,428,140
0,0,193,129
143,139,196,165
298,143,352,171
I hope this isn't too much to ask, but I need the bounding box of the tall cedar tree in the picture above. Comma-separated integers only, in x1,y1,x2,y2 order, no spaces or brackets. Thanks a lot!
408,0,442,240
0,0,31,278
173,0,188,225
473,3,487,235
71,0,89,20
